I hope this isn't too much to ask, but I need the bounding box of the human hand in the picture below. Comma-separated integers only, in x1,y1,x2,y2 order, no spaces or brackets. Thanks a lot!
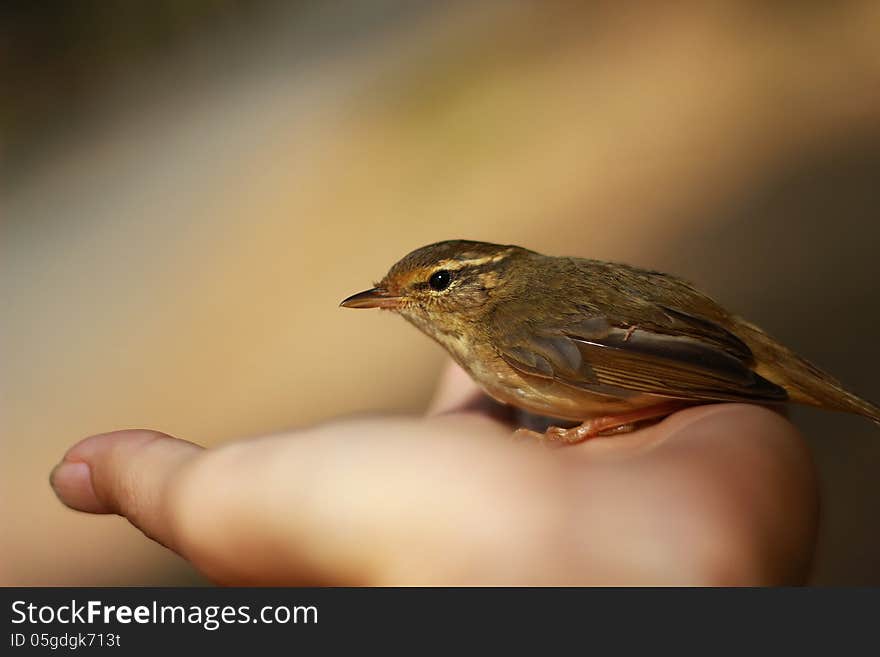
50,362,818,585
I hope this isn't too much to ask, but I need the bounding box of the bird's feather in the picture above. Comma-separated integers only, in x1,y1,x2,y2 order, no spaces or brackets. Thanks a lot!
495,312,788,404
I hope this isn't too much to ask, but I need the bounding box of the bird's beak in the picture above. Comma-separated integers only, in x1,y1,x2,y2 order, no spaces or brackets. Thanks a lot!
339,287,402,309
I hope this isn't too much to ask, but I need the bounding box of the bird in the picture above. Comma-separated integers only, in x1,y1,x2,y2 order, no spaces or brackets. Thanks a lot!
340,239,880,443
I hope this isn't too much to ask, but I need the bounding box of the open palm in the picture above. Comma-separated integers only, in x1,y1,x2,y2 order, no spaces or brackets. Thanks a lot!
50,363,818,585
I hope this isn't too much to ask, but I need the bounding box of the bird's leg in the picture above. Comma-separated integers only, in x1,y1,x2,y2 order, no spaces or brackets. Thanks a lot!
514,401,686,445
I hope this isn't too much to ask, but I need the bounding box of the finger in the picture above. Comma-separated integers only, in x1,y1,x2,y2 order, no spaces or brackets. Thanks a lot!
561,404,818,584
50,429,203,552
656,404,818,583
167,415,568,585
426,361,484,415
426,361,514,426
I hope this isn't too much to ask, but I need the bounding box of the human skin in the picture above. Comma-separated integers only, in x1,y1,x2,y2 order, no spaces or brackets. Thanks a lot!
49,362,819,585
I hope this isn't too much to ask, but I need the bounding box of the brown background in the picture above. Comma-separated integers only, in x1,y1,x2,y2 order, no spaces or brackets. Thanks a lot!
2,1,879,585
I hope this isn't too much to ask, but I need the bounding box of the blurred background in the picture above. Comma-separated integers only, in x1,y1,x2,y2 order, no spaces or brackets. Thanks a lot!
2,0,879,585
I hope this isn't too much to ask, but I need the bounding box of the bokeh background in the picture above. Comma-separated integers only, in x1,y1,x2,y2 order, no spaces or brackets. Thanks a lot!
2,0,879,585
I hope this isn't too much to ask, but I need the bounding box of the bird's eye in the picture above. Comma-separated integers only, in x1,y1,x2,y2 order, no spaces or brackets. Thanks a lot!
428,269,452,291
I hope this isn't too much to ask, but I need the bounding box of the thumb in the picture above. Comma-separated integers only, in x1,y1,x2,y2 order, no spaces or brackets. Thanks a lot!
50,429,202,551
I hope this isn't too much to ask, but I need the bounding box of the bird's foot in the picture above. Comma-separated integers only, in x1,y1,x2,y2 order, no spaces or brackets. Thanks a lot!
513,402,685,446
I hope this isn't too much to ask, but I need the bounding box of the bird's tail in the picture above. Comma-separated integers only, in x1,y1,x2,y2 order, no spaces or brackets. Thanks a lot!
739,319,880,425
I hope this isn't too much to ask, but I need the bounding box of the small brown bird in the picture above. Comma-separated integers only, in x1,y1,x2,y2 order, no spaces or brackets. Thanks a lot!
341,240,880,443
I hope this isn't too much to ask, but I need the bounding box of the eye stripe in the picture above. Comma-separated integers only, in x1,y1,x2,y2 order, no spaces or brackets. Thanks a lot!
395,250,512,291
431,251,512,271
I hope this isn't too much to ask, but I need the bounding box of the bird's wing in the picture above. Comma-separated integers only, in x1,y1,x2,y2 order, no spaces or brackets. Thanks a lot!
494,311,788,403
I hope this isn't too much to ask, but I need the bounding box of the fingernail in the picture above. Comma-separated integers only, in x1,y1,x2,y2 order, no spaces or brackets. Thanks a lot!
50,460,107,513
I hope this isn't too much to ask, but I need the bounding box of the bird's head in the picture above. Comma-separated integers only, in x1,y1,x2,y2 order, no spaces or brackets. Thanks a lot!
340,239,530,338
